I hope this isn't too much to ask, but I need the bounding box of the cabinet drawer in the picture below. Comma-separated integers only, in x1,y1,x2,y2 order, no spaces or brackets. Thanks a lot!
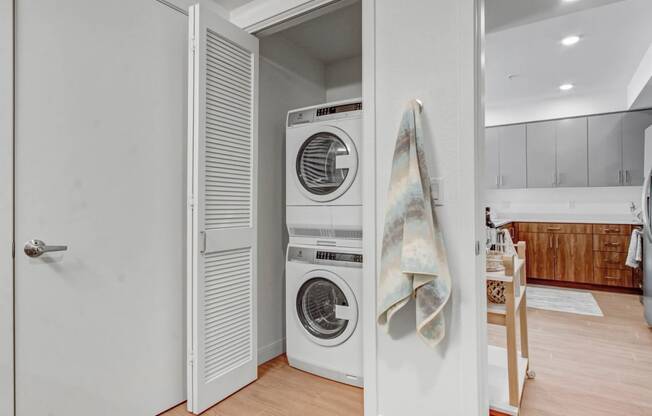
593,235,629,252
593,251,628,270
592,224,631,235
593,267,634,288
517,222,592,234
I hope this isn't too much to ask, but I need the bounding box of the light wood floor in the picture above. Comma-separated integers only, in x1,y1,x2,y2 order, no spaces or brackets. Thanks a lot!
489,289,652,416
161,355,363,416
163,290,650,416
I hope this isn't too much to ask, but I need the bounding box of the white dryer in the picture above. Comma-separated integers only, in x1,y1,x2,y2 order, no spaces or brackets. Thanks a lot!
286,99,362,247
285,244,363,387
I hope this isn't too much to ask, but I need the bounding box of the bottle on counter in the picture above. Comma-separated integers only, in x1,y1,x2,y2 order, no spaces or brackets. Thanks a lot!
486,207,498,250
486,207,496,228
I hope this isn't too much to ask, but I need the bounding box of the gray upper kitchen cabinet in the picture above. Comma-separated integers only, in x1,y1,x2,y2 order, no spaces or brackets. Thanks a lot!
498,124,527,188
487,110,648,190
526,117,588,188
485,127,500,189
622,110,652,185
588,113,623,187
556,117,588,187
526,121,556,188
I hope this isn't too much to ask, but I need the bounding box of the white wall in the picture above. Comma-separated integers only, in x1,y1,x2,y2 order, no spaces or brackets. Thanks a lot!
326,55,362,102
372,0,486,415
629,42,652,110
257,34,326,364
486,186,641,219
486,87,628,126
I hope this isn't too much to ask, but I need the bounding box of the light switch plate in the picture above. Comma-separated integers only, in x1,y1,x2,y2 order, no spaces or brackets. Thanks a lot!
430,176,445,206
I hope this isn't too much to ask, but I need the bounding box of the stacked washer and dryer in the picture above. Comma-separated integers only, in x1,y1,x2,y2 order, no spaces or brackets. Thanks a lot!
285,98,364,387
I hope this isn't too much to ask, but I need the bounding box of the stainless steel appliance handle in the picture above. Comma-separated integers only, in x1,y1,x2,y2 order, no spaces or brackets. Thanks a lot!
24,239,68,258
642,169,652,242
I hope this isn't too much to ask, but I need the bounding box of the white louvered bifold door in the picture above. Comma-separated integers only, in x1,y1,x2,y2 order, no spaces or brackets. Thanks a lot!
187,4,259,414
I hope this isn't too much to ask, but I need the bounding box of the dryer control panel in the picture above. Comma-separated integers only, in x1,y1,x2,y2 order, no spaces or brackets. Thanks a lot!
288,246,363,268
287,100,362,127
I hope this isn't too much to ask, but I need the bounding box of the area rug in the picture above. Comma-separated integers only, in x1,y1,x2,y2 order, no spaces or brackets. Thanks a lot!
527,285,603,317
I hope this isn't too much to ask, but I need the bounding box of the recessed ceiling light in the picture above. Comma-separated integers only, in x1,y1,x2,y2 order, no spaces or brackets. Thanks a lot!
559,83,574,91
561,35,581,46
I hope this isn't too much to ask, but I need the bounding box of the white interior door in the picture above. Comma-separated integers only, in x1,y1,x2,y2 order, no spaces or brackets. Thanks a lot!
187,4,259,414
14,0,188,414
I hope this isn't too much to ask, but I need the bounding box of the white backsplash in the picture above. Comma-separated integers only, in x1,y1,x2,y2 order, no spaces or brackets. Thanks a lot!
486,186,642,220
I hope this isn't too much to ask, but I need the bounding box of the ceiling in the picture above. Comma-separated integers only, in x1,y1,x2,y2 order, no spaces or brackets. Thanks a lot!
211,0,253,11
486,0,652,109
271,1,362,64
486,0,628,33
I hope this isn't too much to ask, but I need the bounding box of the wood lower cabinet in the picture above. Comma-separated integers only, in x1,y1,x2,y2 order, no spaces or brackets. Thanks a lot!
592,224,636,289
513,221,640,291
555,233,593,283
519,231,555,279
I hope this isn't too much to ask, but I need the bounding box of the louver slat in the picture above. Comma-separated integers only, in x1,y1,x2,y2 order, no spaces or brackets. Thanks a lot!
204,29,253,230
203,248,252,383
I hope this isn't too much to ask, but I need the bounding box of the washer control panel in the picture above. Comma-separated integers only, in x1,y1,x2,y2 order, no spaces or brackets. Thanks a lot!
288,246,362,268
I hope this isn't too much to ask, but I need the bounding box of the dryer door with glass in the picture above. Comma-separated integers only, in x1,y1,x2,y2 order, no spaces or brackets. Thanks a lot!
295,270,358,347
294,126,358,203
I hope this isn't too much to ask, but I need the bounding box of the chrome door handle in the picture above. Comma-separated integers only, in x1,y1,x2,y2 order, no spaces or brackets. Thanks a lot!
24,239,68,258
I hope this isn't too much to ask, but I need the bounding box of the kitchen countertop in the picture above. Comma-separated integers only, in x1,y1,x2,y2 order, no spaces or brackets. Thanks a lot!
492,214,642,227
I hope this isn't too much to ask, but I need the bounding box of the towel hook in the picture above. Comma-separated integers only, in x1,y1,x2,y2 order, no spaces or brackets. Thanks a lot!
415,99,423,113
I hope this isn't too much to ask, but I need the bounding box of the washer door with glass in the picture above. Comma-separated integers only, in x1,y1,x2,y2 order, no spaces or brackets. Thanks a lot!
295,126,358,203
295,270,358,347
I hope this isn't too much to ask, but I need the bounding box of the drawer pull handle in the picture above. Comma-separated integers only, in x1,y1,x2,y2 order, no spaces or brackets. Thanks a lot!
547,227,561,231
605,275,622,280
605,229,620,233
605,242,620,247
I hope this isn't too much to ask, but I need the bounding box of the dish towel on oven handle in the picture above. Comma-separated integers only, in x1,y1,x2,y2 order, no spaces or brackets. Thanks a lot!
377,99,452,348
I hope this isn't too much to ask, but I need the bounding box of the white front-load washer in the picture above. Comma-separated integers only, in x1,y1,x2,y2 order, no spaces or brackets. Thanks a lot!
286,99,362,247
285,244,363,387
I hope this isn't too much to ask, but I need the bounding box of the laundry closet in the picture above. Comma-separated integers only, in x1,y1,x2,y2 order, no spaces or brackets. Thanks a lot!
186,0,364,413
258,0,364,395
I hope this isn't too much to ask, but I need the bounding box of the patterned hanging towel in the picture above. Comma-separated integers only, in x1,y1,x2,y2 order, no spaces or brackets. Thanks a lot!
377,100,452,348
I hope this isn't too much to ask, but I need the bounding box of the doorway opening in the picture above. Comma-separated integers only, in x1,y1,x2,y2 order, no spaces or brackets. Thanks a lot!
484,0,652,414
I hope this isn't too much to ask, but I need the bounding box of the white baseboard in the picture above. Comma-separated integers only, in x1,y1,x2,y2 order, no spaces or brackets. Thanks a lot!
258,338,286,365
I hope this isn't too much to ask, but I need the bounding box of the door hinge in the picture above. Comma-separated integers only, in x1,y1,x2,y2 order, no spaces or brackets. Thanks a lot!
188,352,194,366
12,241,15,258
475,240,481,256
188,196,195,209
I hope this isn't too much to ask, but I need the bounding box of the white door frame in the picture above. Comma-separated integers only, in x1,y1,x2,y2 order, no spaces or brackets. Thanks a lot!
0,0,14,414
360,0,376,414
